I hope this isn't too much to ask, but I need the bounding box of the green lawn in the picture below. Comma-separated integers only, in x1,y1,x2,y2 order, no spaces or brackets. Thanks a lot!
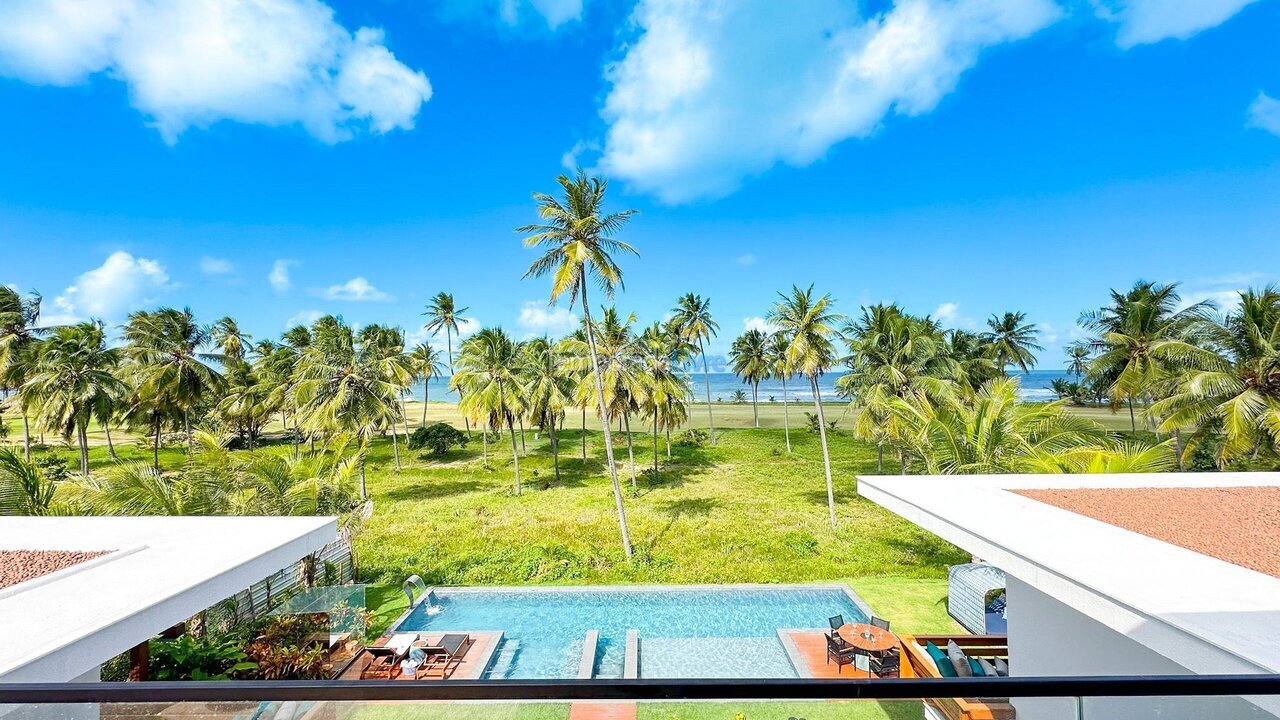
349,700,921,720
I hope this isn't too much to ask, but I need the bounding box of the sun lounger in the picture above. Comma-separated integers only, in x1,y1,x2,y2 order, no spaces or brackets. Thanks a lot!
417,633,474,679
359,633,418,679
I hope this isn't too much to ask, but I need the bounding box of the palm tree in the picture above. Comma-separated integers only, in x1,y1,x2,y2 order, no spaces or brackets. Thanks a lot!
521,337,574,484
670,293,719,444
729,328,769,427
981,311,1043,376
766,332,794,453
768,285,843,529
453,328,525,493
292,316,401,497
211,316,251,363
1066,342,1091,380
519,171,638,559
424,292,471,435
121,307,225,458
0,288,47,460
636,323,691,471
1080,281,1218,432
0,447,59,515
409,343,446,425
1151,287,1280,463
586,308,643,489
23,321,126,474
217,360,278,451
358,325,415,471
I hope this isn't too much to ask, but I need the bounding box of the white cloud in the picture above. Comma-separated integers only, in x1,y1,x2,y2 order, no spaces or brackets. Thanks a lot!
517,301,580,337
1247,92,1280,137
1092,0,1260,48
323,276,393,302
735,253,757,266
199,256,233,275
742,316,777,334
52,250,172,321
0,0,432,144
594,0,1060,202
933,302,960,323
441,0,586,30
1179,272,1278,313
561,139,600,170
269,259,294,294
284,309,324,329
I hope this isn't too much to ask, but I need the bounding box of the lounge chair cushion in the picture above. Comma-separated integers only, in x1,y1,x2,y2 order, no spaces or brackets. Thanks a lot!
977,658,999,677
968,657,985,677
994,658,1010,677
387,633,418,655
925,641,957,677
947,640,973,677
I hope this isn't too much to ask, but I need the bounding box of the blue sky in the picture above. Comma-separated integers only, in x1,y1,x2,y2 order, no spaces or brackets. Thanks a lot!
2,0,1279,365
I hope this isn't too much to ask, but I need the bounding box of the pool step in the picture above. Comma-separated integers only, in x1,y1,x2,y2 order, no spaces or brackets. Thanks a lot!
486,638,522,679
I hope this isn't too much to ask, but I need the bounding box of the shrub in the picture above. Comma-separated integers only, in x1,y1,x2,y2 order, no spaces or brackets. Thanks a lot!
675,428,708,447
149,635,256,681
408,422,468,456
803,413,837,434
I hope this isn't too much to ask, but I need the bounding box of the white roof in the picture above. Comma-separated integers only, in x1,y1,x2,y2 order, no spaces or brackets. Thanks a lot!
858,471,1280,675
0,516,337,682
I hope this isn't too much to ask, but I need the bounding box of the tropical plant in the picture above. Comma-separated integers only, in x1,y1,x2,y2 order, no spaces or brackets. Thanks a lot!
453,327,525,492
520,337,573,483
981,311,1042,376
1066,342,1091,380
730,389,748,404
766,332,794,453
407,422,468,457
636,322,691,470
424,292,470,435
1151,287,1280,463
768,285,843,529
519,170,638,559
121,307,225,461
148,635,256,681
0,287,47,459
0,447,59,515
211,317,252,364
22,321,126,474
729,328,769,426
409,342,445,425
670,293,719,444
217,360,278,451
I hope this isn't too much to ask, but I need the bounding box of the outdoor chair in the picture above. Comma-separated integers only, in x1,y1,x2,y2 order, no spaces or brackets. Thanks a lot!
869,647,900,678
828,614,845,631
360,645,406,679
870,616,891,631
418,633,474,679
825,632,859,674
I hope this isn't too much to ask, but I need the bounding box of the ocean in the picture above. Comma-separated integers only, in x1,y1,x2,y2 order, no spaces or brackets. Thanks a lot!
406,369,1071,404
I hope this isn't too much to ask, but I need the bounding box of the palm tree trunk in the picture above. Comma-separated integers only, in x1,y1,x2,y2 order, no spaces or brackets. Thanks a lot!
422,382,429,425
580,285,633,559
581,408,587,460
77,422,89,475
877,442,884,473
549,415,561,484
666,425,671,458
481,424,489,467
359,458,367,500
105,422,117,460
391,423,401,471
21,413,31,460
752,382,759,427
509,417,521,495
1174,428,1185,471
699,339,716,445
781,375,792,453
623,411,637,490
518,417,527,456
184,410,193,455
810,375,837,530
1128,397,1136,432
152,418,161,472
652,414,659,473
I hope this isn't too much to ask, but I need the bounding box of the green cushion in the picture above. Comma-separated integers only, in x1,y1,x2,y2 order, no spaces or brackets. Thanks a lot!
925,641,957,677
968,657,985,677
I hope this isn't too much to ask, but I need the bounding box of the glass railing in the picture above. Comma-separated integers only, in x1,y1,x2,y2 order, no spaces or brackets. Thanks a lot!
2,676,1279,720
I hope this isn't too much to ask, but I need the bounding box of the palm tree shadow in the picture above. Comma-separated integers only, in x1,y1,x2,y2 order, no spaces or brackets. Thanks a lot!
382,479,487,501
641,496,721,555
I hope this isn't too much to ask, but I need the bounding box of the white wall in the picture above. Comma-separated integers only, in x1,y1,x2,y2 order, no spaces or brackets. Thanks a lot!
1008,576,1276,720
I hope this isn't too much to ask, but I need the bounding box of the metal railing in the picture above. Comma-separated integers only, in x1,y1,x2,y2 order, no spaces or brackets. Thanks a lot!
1,675,1279,703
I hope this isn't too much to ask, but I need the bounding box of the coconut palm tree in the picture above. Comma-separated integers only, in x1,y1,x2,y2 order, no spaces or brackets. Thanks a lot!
424,292,471,435
1151,287,1280,463
521,337,574,484
23,321,126,474
729,328,769,427
585,308,643,489
1080,281,1218,432
121,307,225,457
292,316,401,498
519,171,638,559
670,293,719,445
409,343,446,425
217,360,278,451
766,332,794,453
636,322,691,471
981,311,1043,376
211,316,251,364
768,285,843,529
1066,342,1091,380
358,325,415,471
454,328,525,493
0,288,47,460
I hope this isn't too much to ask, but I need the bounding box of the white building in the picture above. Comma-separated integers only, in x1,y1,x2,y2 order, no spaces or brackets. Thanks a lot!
859,471,1280,720
0,516,337,684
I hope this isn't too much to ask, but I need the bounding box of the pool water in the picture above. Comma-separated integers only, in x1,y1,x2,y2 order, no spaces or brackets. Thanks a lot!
393,586,866,679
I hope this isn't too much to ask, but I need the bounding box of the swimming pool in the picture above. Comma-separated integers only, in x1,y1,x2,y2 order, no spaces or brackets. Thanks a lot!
392,585,868,679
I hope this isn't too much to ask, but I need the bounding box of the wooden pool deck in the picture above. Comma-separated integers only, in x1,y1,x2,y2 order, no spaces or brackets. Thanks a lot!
337,630,503,680
778,629,907,679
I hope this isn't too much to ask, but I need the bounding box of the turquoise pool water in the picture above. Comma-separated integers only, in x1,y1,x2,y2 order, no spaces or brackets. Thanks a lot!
393,586,866,679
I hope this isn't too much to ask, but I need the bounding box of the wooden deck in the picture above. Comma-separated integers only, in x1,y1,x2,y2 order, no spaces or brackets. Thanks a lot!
568,703,637,720
777,629,906,679
337,630,503,681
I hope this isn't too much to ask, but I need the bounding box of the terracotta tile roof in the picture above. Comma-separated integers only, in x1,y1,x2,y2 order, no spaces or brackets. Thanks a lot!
0,550,110,590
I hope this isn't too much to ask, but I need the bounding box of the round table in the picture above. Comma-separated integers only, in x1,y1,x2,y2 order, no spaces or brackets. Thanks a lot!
837,623,896,653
